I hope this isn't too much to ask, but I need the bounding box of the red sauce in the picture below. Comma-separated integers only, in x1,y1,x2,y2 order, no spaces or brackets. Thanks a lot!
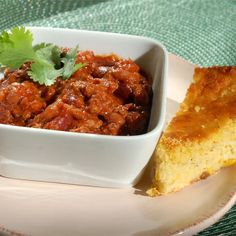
0,51,152,135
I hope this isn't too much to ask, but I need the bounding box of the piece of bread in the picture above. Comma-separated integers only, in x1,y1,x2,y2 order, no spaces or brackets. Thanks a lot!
147,66,236,196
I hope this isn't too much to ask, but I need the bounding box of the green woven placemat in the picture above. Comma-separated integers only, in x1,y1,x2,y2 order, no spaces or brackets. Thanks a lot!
0,0,236,235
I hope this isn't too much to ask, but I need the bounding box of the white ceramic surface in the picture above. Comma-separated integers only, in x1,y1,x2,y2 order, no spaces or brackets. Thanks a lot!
0,53,236,236
0,27,167,188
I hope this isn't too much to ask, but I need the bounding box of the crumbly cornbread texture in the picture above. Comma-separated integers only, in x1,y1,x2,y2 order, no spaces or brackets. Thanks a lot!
147,66,236,196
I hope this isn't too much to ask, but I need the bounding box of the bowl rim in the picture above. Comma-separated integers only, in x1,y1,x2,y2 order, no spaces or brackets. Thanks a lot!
1,26,168,140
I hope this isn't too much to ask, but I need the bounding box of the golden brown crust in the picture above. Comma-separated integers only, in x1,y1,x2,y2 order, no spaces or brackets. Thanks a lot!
163,66,236,147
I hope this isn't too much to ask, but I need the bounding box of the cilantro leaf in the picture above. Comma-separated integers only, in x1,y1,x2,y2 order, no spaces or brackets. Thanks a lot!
0,31,12,51
28,44,63,85
61,46,84,79
0,26,84,86
35,44,55,65
34,44,62,68
33,42,52,51
28,62,62,86
51,46,62,69
0,27,36,68
9,27,34,49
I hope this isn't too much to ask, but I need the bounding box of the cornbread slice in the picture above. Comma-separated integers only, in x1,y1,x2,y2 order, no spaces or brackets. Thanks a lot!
147,66,236,196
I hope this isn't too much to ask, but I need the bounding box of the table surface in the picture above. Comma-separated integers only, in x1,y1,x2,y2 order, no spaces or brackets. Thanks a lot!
0,0,235,235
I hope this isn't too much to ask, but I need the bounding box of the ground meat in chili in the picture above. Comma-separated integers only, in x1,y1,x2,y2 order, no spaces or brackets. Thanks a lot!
0,50,152,135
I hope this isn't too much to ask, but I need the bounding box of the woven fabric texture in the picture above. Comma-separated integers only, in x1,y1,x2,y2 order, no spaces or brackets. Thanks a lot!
0,0,236,235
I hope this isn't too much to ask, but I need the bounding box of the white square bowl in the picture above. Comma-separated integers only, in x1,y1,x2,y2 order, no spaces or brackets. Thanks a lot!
0,27,167,187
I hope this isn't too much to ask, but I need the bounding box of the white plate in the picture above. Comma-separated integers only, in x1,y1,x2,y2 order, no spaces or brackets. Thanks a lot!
1,53,236,236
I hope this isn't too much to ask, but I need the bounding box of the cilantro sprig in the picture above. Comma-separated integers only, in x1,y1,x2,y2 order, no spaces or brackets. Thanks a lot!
0,27,84,86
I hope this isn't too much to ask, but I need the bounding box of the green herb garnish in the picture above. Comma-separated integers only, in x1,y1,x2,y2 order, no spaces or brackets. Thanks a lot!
0,27,84,86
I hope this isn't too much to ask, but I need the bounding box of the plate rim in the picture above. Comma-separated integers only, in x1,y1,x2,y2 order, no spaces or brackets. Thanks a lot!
1,169,236,236
170,174,236,235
